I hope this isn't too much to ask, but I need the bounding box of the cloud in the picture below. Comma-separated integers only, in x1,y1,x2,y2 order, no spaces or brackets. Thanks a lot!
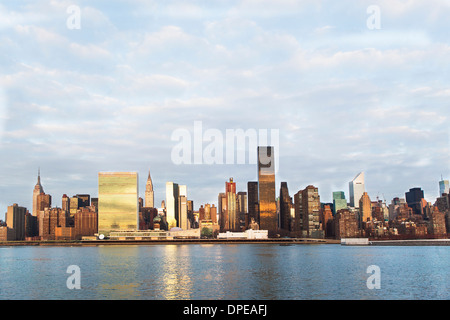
1,0,450,220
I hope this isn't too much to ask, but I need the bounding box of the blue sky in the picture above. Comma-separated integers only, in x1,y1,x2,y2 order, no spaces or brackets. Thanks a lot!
1,0,449,219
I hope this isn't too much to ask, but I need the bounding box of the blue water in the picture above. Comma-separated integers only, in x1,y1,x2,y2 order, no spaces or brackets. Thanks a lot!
0,244,448,300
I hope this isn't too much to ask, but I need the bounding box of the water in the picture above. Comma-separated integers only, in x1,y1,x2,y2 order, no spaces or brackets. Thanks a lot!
0,244,448,300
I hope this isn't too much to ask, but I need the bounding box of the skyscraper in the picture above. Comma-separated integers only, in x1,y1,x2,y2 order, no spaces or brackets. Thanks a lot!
405,187,425,216
218,192,227,232
279,182,291,231
349,172,365,208
359,192,372,227
32,168,44,217
333,191,347,216
178,185,188,230
247,182,259,227
439,178,449,197
299,185,322,238
145,170,155,208
166,182,179,229
6,204,26,241
237,191,247,229
258,146,277,236
226,178,237,231
98,172,139,236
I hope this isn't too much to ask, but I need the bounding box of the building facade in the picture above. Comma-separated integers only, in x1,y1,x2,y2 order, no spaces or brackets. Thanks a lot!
349,172,365,208
258,146,277,236
98,172,139,236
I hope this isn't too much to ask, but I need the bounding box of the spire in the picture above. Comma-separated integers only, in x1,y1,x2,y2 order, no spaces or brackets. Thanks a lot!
37,167,41,186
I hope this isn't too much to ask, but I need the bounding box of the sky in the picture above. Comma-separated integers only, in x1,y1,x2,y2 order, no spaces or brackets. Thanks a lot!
0,0,449,219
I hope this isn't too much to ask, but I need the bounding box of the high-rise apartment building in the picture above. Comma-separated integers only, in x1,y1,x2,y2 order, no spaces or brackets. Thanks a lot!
299,185,322,238
349,172,365,208
98,172,139,236
258,146,277,236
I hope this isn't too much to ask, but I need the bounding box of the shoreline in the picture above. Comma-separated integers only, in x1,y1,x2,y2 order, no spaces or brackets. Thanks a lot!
1,238,449,247
0,238,340,246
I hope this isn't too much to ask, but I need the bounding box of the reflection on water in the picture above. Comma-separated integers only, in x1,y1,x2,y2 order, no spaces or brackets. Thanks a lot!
0,244,448,300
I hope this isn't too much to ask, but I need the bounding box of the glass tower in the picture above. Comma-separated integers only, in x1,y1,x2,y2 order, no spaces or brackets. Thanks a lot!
98,172,139,236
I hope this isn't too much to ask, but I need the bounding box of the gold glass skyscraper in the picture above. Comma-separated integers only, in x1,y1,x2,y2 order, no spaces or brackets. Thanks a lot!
98,172,139,236
258,146,277,236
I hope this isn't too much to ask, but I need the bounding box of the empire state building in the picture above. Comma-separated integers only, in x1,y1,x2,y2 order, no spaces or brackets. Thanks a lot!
32,169,44,216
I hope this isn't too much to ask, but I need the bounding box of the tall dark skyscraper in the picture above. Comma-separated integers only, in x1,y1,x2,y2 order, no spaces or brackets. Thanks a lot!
258,146,277,236
247,181,259,227
405,187,425,216
279,182,291,231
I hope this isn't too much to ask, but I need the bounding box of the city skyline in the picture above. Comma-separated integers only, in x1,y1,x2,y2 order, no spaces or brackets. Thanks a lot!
1,1,450,219
0,161,448,222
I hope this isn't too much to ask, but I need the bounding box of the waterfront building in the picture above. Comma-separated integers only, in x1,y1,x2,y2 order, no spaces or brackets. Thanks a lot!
218,192,227,232
247,181,259,228
258,146,277,236
299,185,323,238
36,192,52,236
41,207,69,241
428,207,447,236
226,178,238,231
98,172,139,236
334,209,359,239
237,191,247,229
321,204,334,238
349,172,365,208
165,182,179,229
6,204,27,241
279,182,292,231
25,211,38,238
333,191,347,216
145,170,155,208
293,190,302,233
210,204,218,224
74,206,98,239
178,185,188,230
139,207,158,230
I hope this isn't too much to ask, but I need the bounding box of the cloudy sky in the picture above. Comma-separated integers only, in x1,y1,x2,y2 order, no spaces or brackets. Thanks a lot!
1,0,449,219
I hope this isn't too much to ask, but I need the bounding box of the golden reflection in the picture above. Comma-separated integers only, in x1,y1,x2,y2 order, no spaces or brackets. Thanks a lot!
97,245,141,299
161,245,193,300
